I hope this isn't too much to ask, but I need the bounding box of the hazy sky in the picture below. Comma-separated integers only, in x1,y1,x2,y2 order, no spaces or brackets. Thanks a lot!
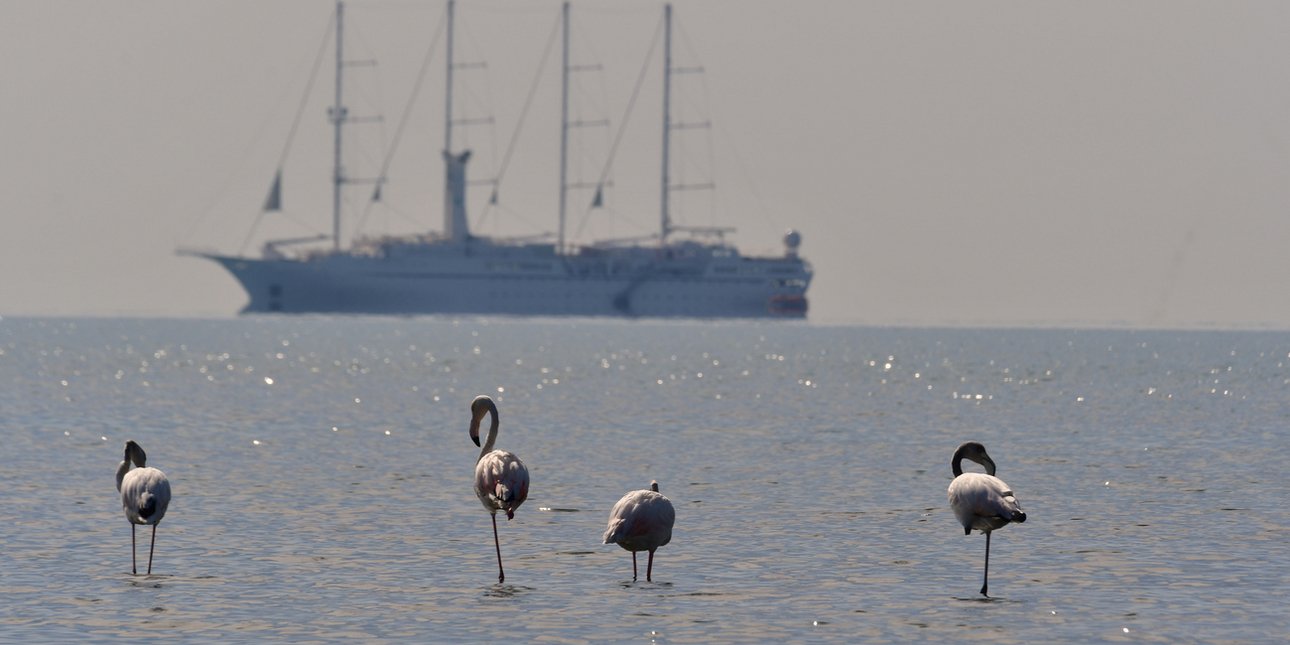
3,0,1289,328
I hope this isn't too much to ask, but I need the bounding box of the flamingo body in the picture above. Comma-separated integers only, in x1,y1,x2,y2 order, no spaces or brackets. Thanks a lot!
120,467,171,527
474,449,529,520
469,395,529,583
603,481,675,581
947,441,1025,596
948,472,1023,535
115,440,171,575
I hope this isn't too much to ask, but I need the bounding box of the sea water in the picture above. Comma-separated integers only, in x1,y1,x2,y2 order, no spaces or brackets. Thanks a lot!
1,316,1286,642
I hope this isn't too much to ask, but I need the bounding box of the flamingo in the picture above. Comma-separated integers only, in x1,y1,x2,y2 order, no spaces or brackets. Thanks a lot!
947,441,1026,597
469,395,529,584
603,480,675,582
114,440,171,575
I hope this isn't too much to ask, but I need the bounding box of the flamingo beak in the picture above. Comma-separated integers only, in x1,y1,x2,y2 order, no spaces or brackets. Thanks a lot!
980,454,997,476
469,416,481,447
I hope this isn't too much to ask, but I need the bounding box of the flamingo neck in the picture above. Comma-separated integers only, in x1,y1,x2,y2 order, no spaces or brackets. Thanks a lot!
951,443,968,477
950,444,996,477
949,443,995,479
477,408,499,462
115,460,131,492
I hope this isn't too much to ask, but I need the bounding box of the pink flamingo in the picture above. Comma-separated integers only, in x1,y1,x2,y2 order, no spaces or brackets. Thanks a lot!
947,441,1026,596
469,395,529,584
603,481,675,582
115,440,171,575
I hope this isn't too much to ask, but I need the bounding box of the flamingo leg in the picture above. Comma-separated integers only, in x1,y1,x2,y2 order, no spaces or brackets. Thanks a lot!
131,523,137,575
147,524,158,576
492,512,505,584
980,531,991,597
647,549,656,582
631,551,638,581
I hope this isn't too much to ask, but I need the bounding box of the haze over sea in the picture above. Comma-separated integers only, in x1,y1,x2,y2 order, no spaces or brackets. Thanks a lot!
1,316,1286,642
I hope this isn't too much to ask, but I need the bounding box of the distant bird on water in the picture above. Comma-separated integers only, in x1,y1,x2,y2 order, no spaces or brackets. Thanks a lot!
603,480,675,582
947,441,1026,597
469,395,529,584
115,440,171,575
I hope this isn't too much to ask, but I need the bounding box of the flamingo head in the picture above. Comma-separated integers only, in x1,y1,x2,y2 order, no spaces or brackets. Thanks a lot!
124,440,147,468
952,441,996,476
116,440,147,492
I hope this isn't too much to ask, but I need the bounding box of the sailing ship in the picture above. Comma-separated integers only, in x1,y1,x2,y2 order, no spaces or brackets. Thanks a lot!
182,1,812,318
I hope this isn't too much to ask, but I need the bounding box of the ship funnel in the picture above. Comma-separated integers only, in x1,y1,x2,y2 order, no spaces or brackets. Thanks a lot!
444,150,472,242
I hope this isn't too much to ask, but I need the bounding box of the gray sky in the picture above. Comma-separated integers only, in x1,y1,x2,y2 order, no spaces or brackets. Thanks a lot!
3,0,1289,328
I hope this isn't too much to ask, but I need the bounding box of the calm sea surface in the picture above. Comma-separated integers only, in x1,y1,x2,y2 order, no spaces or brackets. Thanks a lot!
1,316,1287,642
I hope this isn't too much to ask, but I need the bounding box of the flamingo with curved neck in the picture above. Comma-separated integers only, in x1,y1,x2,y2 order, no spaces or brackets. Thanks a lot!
947,441,1026,597
469,395,530,583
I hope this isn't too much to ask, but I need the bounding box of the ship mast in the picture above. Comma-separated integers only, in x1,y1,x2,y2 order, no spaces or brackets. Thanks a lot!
326,0,378,250
557,3,607,254
443,0,457,241
660,3,672,243
330,0,346,251
658,5,715,244
444,0,454,155
558,1,570,254
441,0,473,244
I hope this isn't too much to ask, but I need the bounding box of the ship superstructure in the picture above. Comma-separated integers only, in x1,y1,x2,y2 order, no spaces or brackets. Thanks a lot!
184,1,812,318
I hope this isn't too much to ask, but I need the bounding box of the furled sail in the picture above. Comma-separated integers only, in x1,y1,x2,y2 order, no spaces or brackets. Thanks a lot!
263,169,283,212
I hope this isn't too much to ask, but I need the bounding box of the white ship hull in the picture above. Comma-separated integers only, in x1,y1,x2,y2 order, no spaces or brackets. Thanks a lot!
203,240,809,318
